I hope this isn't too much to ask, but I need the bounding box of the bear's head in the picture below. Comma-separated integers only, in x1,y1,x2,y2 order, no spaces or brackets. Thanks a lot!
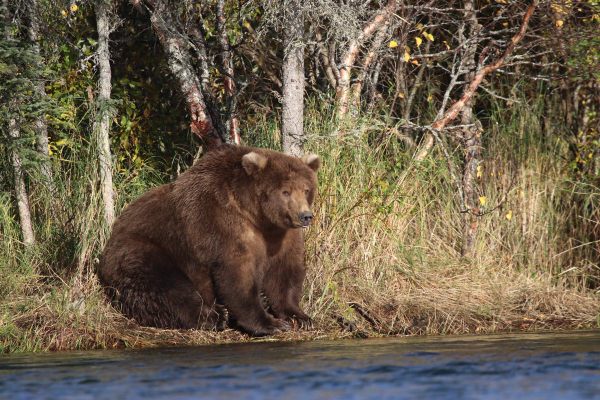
242,150,320,230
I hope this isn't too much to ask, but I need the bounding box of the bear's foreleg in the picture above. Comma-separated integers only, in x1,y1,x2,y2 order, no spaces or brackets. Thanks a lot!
263,254,313,330
211,257,291,336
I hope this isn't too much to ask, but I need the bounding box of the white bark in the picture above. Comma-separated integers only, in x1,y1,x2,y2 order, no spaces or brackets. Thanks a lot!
95,0,115,226
460,0,482,257
282,0,305,156
335,0,396,119
9,119,36,245
3,0,35,245
216,0,241,145
148,2,223,148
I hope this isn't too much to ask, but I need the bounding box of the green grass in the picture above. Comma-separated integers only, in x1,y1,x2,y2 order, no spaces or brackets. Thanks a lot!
0,99,598,352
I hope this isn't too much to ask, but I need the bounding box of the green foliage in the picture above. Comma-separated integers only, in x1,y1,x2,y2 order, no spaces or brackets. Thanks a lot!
0,9,51,174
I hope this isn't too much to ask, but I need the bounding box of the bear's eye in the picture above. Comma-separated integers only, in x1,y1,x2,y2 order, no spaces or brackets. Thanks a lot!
304,189,310,196
282,190,291,197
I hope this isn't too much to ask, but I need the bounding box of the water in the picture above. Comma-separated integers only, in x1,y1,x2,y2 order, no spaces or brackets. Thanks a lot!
1,331,599,400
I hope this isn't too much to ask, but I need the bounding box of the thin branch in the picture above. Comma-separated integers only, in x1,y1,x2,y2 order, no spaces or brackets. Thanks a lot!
414,1,538,161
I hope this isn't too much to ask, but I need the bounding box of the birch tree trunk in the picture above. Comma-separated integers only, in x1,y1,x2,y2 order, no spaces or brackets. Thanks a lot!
281,0,304,156
459,0,482,257
349,23,388,115
335,0,395,120
216,0,241,145
94,0,115,227
146,0,224,149
9,118,36,245
3,0,35,245
27,0,52,185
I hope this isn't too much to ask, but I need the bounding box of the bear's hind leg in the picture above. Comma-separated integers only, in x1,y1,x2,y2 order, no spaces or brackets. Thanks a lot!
102,240,223,330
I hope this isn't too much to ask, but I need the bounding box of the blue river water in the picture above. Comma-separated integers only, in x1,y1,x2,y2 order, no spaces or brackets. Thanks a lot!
1,331,599,399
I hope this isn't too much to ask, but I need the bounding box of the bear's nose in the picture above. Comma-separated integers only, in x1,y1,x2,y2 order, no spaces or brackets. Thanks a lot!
300,211,313,226
299,211,313,227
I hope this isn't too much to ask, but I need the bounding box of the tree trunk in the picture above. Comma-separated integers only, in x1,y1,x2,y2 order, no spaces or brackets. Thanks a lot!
350,22,388,115
94,0,116,227
336,0,396,120
216,0,241,145
459,0,482,257
281,0,304,156
27,0,52,185
9,118,36,245
147,1,224,149
3,0,35,245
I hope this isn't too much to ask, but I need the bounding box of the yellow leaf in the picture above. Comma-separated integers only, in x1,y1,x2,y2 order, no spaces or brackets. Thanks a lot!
403,51,410,62
505,210,513,221
443,40,450,50
70,3,78,12
415,37,423,47
476,164,483,178
397,92,405,99
243,20,252,29
411,59,419,65
555,19,564,28
416,23,424,30
61,9,68,17
427,94,433,102
389,40,398,48
423,31,434,42
502,22,509,27
479,196,487,206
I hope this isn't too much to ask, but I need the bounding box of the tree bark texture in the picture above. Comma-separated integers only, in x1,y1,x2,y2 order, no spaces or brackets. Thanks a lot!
3,0,35,245
350,22,389,114
281,0,305,156
336,0,396,120
216,0,241,145
147,1,224,149
95,0,116,227
459,0,483,257
9,118,36,245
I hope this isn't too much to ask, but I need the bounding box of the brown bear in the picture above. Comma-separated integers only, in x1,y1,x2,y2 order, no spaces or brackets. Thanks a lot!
98,145,320,336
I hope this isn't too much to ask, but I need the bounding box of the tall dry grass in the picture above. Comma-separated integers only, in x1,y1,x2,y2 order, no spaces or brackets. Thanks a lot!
302,98,599,335
0,97,598,352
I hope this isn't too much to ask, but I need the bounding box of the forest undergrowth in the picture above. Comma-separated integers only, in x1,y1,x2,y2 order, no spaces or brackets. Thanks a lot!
1,101,599,353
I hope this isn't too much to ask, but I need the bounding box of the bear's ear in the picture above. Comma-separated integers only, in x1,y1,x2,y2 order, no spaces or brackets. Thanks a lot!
242,152,268,175
302,154,320,172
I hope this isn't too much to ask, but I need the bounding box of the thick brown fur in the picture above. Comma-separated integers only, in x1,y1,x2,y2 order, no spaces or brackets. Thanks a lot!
98,145,319,336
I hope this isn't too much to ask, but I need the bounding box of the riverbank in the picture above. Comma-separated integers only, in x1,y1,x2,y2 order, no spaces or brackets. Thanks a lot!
2,105,599,352
1,261,597,352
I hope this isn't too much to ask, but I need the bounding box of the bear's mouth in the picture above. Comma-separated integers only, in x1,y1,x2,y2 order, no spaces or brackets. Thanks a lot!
286,215,305,229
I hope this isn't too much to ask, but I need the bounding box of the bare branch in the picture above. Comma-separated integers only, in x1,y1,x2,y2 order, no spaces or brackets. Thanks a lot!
414,1,538,161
